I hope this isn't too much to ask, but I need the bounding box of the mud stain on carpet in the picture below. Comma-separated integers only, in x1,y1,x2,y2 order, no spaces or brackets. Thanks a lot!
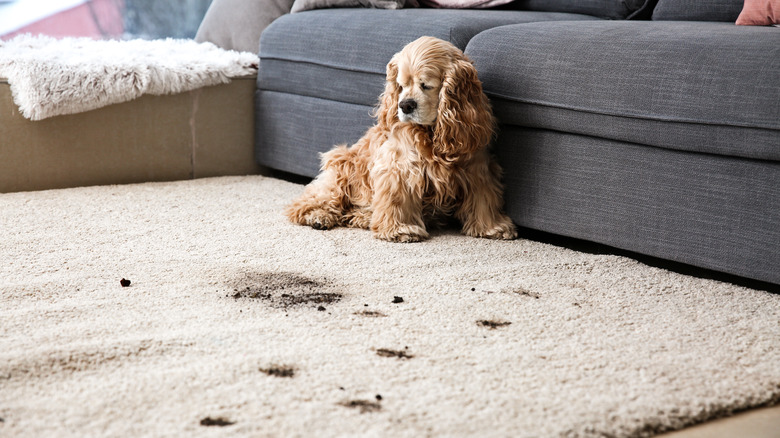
228,271,343,309
376,348,413,359
260,364,296,378
477,320,512,329
513,287,541,299
0,340,175,380
339,399,382,413
355,310,387,318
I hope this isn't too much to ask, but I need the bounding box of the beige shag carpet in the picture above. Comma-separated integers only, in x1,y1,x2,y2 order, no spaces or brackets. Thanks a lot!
0,35,258,120
1,175,779,437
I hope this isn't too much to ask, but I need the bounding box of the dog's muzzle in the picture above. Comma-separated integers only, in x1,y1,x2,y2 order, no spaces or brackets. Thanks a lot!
398,97,435,125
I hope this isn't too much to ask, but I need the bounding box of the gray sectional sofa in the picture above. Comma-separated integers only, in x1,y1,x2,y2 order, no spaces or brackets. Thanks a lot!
205,0,780,284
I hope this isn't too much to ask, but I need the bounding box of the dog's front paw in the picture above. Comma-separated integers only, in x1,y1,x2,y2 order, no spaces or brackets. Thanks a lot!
464,217,518,240
484,222,518,240
303,209,339,230
341,207,372,229
374,224,429,243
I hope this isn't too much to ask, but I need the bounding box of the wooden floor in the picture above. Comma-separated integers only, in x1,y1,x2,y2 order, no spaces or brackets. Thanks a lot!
660,405,780,437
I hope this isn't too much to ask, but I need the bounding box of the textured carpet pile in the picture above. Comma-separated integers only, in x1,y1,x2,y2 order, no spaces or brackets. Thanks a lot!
1,175,778,437
0,35,258,120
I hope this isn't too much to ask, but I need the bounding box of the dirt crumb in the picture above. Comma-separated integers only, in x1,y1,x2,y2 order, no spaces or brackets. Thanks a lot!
200,417,234,427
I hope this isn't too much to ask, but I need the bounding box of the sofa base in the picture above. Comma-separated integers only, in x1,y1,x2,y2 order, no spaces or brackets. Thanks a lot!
255,90,374,177
495,127,780,285
255,88,780,284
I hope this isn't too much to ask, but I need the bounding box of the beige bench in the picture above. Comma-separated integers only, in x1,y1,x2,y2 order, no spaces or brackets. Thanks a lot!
0,76,260,193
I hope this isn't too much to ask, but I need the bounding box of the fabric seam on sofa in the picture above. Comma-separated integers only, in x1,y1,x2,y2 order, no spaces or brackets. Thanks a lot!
494,124,780,166
257,84,381,108
625,0,659,19
256,89,376,126
259,56,385,76
485,92,780,131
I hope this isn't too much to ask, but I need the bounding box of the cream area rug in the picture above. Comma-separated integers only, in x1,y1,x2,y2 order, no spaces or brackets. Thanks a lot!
1,175,779,437
0,35,258,120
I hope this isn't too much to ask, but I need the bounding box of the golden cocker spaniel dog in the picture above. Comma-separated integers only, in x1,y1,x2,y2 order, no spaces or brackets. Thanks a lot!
286,36,517,242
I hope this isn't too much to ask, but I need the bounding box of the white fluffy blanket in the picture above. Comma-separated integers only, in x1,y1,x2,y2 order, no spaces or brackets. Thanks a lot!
0,35,258,120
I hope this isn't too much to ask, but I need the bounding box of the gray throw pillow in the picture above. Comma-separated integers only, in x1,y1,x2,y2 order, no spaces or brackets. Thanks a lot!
195,0,296,53
291,0,417,13
652,0,744,21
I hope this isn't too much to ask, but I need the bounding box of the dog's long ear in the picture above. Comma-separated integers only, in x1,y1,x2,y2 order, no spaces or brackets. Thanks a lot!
375,55,401,131
433,56,496,158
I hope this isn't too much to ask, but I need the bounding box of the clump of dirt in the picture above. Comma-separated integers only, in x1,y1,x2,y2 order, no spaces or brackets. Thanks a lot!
260,365,296,378
120,278,131,287
339,399,382,413
477,320,512,329
514,288,540,299
229,272,342,309
392,296,404,303
376,348,413,359
355,310,387,317
200,417,234,427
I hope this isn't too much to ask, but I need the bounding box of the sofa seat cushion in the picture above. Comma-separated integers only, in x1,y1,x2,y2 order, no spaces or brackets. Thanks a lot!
257,8,599,107
466,21,780,161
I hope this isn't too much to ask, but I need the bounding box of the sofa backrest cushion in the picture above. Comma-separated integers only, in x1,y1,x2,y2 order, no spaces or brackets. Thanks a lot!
466,20,780,161
513,0,654,19
652,0,743,21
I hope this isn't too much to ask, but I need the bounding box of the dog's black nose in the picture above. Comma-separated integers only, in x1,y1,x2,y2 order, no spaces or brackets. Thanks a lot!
399,99,417,115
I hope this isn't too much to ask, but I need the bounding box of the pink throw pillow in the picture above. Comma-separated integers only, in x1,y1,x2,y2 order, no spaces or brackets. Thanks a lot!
419,0,513,8
736,0,779,25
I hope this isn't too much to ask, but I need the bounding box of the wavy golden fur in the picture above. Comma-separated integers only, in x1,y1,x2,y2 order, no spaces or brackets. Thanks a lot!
285,36,517,242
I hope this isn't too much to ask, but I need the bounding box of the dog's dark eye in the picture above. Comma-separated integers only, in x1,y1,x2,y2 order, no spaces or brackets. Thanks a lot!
420,83,432,91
